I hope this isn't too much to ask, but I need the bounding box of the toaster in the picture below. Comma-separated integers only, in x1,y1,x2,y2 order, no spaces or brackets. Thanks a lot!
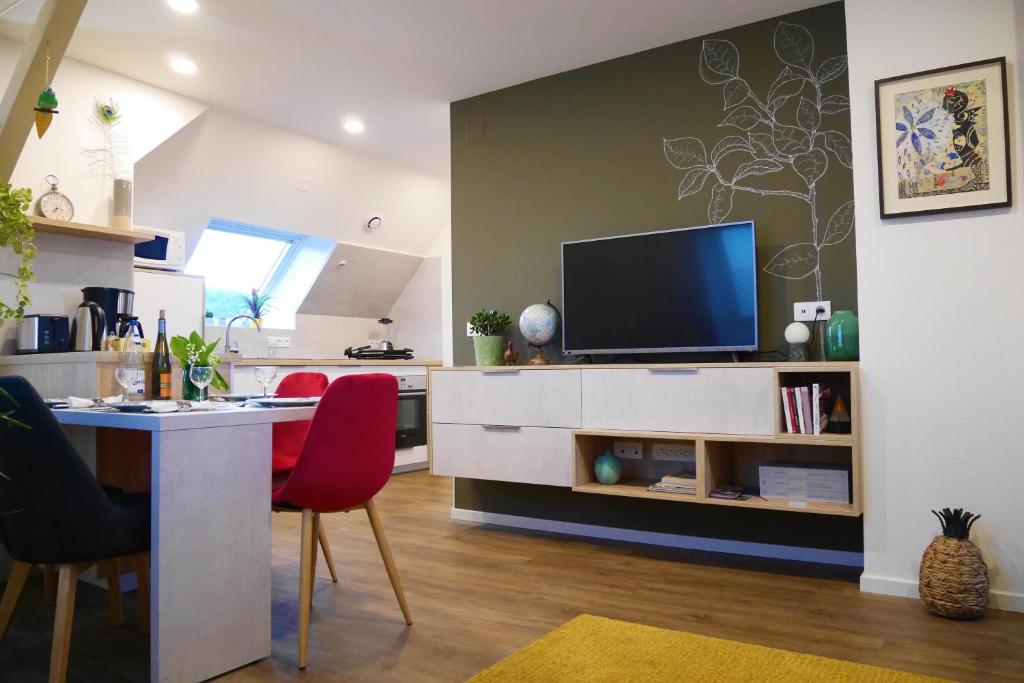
16,314,71,354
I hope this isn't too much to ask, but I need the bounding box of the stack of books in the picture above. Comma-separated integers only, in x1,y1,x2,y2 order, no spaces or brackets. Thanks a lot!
781,383,831,435
648,473,696,495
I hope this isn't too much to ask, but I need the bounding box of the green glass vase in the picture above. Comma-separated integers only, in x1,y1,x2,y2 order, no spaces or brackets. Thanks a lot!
826,310,859,361
181,365,208,401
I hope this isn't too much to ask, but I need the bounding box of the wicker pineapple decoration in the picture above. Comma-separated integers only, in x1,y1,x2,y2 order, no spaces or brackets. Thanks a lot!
919,508,988,619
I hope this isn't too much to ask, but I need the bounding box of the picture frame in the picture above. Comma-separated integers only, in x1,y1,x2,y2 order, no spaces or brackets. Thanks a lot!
874,57,1011,219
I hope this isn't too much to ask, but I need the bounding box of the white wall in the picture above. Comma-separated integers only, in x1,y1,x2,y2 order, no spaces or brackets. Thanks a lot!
134,109,450,257
387,256,443,360
846,0,1024,611
0,36,208,226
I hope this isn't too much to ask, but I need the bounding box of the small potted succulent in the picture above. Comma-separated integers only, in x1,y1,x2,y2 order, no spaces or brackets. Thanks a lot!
469,309,512,366
238,288,274,327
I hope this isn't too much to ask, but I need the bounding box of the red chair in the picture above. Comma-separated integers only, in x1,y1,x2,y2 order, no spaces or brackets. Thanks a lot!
272,374,411,669
270,372,338,583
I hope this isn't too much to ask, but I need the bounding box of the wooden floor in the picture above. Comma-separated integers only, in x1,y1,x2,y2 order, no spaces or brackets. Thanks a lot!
2,470,1023,681
228,471,1023,682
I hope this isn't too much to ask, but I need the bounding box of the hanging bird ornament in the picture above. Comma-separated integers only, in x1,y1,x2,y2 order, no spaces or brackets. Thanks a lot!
34,86,58,138
33,47,58,138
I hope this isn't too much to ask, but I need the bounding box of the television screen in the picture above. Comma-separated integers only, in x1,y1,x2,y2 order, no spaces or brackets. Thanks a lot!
561,221,758,354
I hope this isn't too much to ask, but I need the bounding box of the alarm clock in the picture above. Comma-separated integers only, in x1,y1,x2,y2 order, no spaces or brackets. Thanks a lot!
37,174,74,221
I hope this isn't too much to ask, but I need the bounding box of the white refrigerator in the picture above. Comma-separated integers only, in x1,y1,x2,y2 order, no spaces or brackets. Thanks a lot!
132,269,206,342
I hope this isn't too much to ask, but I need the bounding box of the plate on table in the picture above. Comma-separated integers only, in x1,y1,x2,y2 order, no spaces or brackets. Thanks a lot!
248,397,320,408
113,403,150,413
216,393,272,402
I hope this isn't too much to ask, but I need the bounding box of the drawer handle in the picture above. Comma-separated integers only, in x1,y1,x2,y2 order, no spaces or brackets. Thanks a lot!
647,367,699,374
481,424,522,431
479,368,520,375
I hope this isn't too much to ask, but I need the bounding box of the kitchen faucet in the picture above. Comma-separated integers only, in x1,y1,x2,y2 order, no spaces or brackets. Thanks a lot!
225,315,262,354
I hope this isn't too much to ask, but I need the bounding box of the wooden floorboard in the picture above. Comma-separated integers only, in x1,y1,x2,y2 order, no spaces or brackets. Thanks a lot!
2,470,1022,681
229,471,1024,682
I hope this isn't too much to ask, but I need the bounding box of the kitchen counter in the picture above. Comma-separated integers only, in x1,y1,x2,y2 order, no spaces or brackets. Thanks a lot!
228,358,442,367
0,351,151,366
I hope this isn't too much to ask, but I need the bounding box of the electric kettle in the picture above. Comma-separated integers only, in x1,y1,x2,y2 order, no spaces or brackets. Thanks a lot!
70,302,107,351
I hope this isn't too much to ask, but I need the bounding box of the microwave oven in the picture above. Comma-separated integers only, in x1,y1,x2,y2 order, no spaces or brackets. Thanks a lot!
134,227,186,271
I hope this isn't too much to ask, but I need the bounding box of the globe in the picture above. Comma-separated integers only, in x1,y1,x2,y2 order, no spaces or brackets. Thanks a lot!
518,302,560,347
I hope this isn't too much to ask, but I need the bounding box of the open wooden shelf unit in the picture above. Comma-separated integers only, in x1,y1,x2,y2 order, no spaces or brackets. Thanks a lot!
29,215,158,244
571,365,861,516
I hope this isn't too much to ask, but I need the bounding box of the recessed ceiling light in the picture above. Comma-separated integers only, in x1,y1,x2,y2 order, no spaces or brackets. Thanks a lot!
342,118,365,134
169,57,198,75
167,0,199,13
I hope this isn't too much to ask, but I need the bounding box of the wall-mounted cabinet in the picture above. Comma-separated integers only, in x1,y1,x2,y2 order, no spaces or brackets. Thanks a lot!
430,362,861,517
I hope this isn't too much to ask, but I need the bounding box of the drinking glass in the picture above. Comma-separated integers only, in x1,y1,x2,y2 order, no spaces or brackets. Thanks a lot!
188,366,215,401
253,366,277,398
114,365,141,403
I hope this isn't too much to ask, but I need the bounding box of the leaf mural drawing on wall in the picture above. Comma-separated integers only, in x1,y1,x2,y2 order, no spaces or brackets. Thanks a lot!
821,200,855,246
663,18,854,311
764,243,819,279
663,137,708,169
823,130,853,168
678,167,713,199
774,21,814,70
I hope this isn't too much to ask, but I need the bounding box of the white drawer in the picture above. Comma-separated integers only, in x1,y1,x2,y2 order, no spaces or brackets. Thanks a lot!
581,367,774,435
430,369,581,428
430,423,573,487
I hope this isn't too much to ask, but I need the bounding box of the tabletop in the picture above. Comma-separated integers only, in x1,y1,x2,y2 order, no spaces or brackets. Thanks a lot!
51,404,318,432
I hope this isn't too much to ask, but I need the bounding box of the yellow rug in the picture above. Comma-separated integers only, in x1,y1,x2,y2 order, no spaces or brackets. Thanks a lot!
469,614,947,682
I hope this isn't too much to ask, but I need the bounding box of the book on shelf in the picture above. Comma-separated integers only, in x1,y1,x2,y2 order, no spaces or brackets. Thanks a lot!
648,471,696,495
709,485,745,500
647,483,696,495
782,383,834,435
661,473,696,486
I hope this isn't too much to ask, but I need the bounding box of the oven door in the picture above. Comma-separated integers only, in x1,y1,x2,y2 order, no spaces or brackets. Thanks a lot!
396,390,427,449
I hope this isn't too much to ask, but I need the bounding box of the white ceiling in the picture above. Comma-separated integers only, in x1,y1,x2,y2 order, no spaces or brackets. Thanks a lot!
1,0,830,178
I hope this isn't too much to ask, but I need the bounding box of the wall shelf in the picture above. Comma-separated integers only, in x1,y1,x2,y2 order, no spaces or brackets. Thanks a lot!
29,215,157,244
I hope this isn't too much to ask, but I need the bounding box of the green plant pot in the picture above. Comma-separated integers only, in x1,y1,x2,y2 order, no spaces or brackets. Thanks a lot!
473,335,505,366
826,310,859,361
181,365,209,401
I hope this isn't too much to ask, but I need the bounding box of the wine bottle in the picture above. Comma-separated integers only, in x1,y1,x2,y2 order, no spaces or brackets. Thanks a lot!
151,309,172,400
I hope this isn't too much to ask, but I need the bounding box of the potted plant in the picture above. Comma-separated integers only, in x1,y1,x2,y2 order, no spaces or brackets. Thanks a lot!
469,309,512,366
238,288,274,327
169,330,229,400
0,184,36,322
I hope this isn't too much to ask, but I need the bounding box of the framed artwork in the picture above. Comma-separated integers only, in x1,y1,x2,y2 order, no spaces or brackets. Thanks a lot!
875,57,1011,219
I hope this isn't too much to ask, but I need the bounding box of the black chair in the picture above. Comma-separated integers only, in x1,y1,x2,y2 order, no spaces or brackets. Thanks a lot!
0,376,151,682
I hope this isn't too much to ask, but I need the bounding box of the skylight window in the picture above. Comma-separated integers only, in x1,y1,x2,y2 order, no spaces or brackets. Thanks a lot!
186,220,308,328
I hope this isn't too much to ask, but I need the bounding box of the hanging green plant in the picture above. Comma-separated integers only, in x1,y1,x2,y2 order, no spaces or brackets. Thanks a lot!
0,184,36,322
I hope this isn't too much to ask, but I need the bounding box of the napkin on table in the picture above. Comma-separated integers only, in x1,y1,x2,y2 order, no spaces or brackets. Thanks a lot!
147,401,180,413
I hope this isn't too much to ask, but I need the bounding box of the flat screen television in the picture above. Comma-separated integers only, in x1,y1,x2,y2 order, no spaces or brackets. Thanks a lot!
561,221,758,355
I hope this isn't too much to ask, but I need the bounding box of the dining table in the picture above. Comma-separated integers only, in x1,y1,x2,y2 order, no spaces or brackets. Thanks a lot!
52,403,317,683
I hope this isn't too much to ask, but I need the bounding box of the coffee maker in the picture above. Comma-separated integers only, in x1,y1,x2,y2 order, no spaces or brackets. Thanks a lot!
80,287,135,336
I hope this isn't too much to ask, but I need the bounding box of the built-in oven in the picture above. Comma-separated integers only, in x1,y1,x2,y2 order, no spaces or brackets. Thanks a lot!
395,374,427,450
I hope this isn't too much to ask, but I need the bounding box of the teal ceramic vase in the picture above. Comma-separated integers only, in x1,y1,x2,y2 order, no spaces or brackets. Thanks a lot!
594,451,623,485
826,310,859,361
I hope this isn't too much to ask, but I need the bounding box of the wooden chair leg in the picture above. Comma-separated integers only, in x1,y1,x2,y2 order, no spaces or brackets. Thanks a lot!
310,513,319,605
135,553,150,637
103,559,123,627
364,498,412,625
318,524,339,583
298,509,314,670
43,565,57,605
50,563,87,683
0,561,31,642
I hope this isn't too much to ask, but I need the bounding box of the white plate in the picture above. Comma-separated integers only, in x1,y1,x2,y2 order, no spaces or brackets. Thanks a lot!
248,397,321,408
216,393,273,402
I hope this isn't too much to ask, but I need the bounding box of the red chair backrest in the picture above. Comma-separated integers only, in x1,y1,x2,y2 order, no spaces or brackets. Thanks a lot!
273,373,398,512
271,372,329,475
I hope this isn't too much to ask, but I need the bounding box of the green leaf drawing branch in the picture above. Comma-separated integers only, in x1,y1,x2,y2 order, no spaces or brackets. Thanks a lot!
664,20,854,302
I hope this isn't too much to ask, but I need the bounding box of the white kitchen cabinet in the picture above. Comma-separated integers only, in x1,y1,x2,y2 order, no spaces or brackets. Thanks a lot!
430,369,581,428
430,423,573,486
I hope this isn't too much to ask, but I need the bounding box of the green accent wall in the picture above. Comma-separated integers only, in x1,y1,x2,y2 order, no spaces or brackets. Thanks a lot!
451,2,855,365
448,4,861,557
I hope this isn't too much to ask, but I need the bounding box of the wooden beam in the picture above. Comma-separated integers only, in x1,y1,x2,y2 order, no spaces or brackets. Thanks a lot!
0,0,88,183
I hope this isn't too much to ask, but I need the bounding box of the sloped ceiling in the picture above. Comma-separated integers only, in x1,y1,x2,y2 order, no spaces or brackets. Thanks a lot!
298,243,423,319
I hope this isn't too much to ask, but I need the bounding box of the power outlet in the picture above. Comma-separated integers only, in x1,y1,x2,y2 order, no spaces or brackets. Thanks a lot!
266,336,291,348
613,440,643,460
794,300,832,322
651,442,696,462
466,322,480,337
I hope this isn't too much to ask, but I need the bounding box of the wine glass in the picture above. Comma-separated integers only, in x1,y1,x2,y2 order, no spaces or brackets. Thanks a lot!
188,366,215,402
114,365,141,403
253,366,277,398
